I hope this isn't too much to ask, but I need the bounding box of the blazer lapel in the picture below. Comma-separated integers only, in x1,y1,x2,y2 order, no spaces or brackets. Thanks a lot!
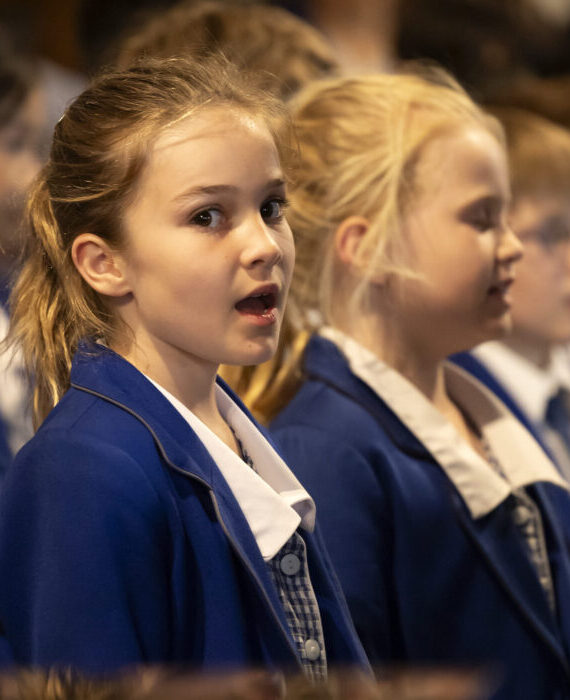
71,342,300,665
450,489,569,673
532,484,570,662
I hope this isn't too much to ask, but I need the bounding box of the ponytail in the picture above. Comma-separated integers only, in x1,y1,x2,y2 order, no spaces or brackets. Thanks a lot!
7,178,114,426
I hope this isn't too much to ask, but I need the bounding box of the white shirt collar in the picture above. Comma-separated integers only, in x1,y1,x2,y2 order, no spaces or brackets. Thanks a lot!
472,341,570,425
321,327,569,519
147,378,315,560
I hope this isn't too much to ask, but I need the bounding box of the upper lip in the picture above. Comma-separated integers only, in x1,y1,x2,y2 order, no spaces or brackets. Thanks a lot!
489,277,515,291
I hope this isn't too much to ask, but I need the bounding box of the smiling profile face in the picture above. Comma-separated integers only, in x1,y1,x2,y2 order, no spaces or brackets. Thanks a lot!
112,106,295,378
387,123,523,358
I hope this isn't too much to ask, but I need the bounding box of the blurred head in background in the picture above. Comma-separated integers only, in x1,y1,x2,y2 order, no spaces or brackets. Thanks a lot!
0,31,44,278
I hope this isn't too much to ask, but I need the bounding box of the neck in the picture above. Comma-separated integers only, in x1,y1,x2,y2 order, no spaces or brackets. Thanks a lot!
334,303,446,402
113,335,240,454
500,333,552,370
333,315,487,455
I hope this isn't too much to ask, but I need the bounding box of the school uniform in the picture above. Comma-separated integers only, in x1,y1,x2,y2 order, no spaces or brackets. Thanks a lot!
0,341,368,675
452,343,570,481
270,330,570,700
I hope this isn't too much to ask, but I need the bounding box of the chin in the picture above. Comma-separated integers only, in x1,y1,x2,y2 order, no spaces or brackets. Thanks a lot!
456,317,512,353
485,313,513,341
231,342,277,368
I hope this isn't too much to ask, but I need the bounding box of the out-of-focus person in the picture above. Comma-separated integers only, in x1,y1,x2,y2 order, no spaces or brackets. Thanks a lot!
453,108,570,481
0,31,45,474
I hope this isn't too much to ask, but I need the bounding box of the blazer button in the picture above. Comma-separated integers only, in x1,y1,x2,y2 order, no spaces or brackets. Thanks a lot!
280,553,301,576
304,638,321,660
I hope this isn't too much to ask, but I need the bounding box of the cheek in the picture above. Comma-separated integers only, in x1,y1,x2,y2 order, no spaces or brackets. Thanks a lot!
515,250,559,299
283,237,295,285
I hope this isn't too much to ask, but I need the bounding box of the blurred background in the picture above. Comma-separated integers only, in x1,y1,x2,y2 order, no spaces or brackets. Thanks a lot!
1,0,570,129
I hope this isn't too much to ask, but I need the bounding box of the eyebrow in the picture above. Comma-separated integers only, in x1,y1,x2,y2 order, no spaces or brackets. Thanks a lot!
173,178,286,203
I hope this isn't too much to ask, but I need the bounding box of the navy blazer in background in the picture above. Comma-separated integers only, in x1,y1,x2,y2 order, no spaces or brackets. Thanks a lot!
270,335,570,700
0,342,368,675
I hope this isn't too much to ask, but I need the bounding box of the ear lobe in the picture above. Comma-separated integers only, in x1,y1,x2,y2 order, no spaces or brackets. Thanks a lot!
71,234,131,297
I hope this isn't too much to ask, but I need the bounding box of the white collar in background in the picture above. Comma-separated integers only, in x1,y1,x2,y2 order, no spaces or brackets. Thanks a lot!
320,327,568,519
147,377,315,561
472,341,570,425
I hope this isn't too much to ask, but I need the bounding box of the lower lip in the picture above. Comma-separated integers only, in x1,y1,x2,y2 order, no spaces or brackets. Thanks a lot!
487,287,512,308
236,307,278,326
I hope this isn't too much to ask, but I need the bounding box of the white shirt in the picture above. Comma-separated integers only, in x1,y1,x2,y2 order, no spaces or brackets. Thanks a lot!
472,341,570,425
321,327,569,519
147,378,315,560
472,341,570,480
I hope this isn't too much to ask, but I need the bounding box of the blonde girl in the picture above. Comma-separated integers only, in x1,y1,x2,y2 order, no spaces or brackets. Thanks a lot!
453,108,570,480
267,70,570,698
0,56,367,678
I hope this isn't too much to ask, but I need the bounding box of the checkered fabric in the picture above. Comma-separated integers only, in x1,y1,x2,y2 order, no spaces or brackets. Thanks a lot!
509,488,557,616
267,532,328,682
231,427,327,681
482,438,557,616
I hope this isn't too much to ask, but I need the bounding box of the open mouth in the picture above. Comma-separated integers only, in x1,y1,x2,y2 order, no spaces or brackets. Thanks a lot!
488,279,513,298
235,289,277,316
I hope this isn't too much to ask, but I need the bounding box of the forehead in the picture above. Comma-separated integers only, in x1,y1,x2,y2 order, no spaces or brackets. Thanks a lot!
512,194,570,225
412,124,508,200
127,106,282,211
153,106,274,155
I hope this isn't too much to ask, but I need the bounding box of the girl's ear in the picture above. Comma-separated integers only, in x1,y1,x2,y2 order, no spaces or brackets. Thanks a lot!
334,216,387,285
71,234,131,297
335,215,370,266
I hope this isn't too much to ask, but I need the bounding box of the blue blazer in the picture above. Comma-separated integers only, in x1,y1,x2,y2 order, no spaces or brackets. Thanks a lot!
0,342,368,675
270,335,570,699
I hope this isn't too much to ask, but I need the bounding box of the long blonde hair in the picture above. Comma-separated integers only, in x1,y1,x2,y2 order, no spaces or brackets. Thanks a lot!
7,56,291,428
235,66,503,421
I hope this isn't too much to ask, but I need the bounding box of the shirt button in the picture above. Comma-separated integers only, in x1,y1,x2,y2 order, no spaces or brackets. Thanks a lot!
304,638,321,661
512,505,530,526
279,553,301,576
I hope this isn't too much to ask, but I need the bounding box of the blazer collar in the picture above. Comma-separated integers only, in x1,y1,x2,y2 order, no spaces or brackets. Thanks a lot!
70,342,226,487
303,334,432,459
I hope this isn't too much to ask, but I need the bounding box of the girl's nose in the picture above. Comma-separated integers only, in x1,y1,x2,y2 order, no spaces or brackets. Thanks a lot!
241,219,283,269
498,224,524,264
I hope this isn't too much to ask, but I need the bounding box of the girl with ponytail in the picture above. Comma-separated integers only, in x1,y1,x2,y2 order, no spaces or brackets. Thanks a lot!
0,56,367,679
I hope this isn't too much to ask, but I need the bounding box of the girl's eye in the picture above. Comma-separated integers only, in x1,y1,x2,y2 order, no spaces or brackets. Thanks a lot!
190,208,224,228
471,216,493,232
260,197,288,222
461,199,501,232
524,217,570,249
